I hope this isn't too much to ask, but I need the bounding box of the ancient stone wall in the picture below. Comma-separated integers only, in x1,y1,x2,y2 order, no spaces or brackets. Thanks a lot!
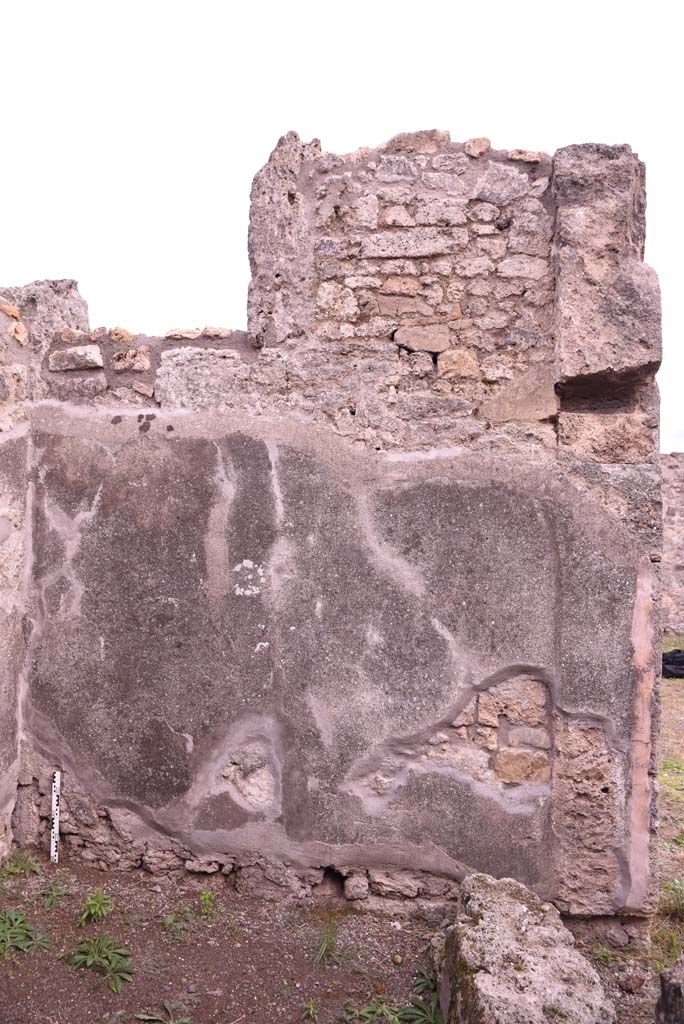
662,453,684,635
0,131,662,920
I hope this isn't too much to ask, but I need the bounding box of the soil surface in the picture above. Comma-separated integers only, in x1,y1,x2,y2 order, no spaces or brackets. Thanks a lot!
2,638,684,1024
0,864,437,1024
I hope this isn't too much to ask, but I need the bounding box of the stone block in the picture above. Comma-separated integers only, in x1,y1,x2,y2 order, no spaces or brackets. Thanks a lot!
437,348,480,380
508,726,551,750
394,324,449,352
464,137,491,158
111,346,151,373
359,228,468,259
440,874,615,1023
478,677,548,728
479,364,558,423
382,276,420,296
48,344,104,371
368,869,420,898
494,747,551,784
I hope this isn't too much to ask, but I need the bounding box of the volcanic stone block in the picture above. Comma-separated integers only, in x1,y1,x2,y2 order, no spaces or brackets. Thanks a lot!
440,874,615,1023
48,345,103,371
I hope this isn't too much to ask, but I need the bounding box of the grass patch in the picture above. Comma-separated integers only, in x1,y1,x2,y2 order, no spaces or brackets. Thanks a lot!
664,634,684,654
660,880,684,917
651,919,684,973
659,756,684,803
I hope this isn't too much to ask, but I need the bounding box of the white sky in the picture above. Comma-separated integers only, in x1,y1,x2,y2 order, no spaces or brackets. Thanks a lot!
1,1,681,451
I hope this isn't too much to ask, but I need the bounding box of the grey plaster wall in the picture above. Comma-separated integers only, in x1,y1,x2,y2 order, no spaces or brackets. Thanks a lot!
0,131,663,918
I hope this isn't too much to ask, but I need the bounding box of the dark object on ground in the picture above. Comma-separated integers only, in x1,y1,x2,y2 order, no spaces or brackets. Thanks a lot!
664,650,684,679
657,955,684,1022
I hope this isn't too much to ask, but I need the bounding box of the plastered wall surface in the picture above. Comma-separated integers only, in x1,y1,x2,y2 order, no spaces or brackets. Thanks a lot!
0,131,662,919
661,453,684,634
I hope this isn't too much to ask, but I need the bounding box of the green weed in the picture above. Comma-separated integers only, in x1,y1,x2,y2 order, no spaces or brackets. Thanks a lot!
592,943,616,964
199,889,216,920
0,851,41,879
38,879,71,910
343,965,442,1023
77,890,113,927
314,917,340,965
301,1000,320,1022
0,909,49,957
68,934,134,993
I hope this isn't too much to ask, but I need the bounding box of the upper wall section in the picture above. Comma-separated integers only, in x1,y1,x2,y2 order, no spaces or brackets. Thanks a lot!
2,132,661,460
244,130,661,456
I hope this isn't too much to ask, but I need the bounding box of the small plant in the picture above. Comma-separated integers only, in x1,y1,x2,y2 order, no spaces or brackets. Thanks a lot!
162,905,195,940
135,1002,195,1024
397,997,442,1023
412,967,436,995
344,964,443,1024
199,888,216,919
314,917,340,965
301,1001,320,1022
591,943,615,964
39,879,71,909
69,934,134,993
343,1002,403,1023
0,909,49,958
77,889,113,926
0,850,41,878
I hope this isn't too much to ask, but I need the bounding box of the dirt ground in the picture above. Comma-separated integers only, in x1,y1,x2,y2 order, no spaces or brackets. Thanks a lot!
2,636,684,1024
0,862,439,1024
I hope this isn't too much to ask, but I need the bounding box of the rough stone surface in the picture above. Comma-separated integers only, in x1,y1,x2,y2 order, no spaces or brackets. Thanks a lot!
657,955,684,1023
48,345,104,372
662,453,684,633
439,873,615,1023
0,132,662,921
